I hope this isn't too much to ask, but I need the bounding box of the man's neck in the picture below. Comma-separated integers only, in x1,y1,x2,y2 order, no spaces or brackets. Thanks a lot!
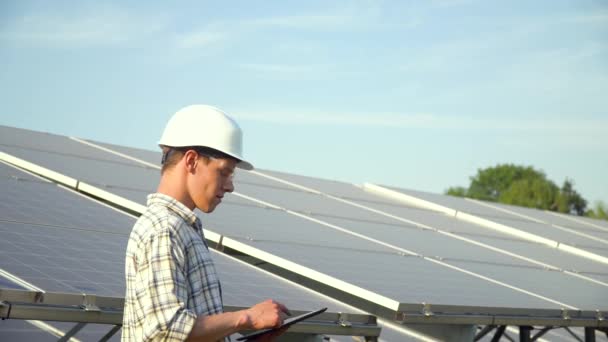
157,173,195,210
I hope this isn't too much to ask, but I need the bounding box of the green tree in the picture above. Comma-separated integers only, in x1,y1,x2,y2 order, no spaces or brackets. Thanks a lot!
445,164,590,216
586,201,608,220
466,164,550,202
499,178,558,210
553,179,587,215
445,186,467,197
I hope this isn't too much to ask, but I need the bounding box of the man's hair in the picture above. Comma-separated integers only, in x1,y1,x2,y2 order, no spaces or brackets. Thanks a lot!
160,145,238,174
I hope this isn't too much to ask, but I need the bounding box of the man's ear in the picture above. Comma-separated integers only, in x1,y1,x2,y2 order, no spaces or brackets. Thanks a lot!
183,150,199,173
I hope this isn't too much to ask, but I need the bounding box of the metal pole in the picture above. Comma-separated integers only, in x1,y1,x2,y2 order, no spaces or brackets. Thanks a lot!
475,325,496,341
491,325,506,342
520,326,532,342
584,327,596,342
531,326,552,341
99,325,122,342
57,322,87,342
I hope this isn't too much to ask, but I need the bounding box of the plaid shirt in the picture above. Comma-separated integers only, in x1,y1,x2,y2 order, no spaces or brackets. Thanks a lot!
122,193,225,341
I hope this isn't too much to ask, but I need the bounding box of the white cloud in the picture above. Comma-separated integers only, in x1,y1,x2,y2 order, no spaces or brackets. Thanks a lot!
176,31,226,49
566,13,608,24
248,14,355,30
232,110,608,135
0,7,168,46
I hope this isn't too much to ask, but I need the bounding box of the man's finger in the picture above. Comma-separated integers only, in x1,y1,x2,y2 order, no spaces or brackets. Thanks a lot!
277,302,291,316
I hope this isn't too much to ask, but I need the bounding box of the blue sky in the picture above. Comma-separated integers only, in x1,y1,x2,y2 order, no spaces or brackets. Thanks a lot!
1,0,607,205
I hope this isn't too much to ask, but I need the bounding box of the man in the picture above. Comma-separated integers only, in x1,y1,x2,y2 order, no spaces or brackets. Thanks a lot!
123,105,290,341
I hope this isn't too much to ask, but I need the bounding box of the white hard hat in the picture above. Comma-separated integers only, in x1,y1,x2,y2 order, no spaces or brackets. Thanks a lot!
159,105,253,170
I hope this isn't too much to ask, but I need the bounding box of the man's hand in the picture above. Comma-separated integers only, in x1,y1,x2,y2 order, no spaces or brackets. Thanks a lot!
242,299,291,330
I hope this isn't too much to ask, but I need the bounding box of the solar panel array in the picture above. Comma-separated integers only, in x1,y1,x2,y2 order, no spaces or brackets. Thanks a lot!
1,125,607,341
0,145,408,341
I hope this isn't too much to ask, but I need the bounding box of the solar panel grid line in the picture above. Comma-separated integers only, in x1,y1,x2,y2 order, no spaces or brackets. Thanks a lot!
0,152,143,225
547,210,608,233
467,197,547,224
55,184,140,221
0,151,78,188
69,136,159,169
363,183,558,247
0,268,44,293
563,271,608,287
468,198,608,246
76,182,147,214
60,140,603,311
549,223,608,245
363,183,608,265
0,159,51,184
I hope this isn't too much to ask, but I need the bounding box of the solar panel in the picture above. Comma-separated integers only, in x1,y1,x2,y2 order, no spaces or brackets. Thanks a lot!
3,127,607,340
6,131,606,310
383,185,608,249
0,151,401,341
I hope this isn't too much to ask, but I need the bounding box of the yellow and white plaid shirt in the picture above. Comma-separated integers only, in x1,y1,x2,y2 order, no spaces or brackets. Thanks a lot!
122,193,225,341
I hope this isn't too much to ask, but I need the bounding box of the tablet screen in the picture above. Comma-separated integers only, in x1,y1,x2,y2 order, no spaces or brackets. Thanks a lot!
236,307,327,341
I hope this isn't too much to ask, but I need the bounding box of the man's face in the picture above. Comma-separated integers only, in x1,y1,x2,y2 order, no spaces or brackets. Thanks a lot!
187,155,236,213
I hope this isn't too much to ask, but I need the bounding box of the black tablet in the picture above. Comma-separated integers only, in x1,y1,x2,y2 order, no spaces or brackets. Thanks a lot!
236,307,327,341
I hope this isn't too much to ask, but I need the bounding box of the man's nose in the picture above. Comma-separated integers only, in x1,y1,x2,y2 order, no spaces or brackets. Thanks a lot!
225,179,234,193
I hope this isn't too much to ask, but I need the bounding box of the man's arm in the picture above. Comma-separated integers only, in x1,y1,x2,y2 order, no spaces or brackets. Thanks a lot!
186,299,290,341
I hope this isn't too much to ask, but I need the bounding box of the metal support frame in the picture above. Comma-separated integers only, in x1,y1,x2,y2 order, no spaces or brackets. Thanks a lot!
99,325,122,342
0,289,381,341
475,325,496,341
491,325,506,342
531,326,553,341
564,327,584,342
57,322,87,342
584,327,596,342
519,325,532,342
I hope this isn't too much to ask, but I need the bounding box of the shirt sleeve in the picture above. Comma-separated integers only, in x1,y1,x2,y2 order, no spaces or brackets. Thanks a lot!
137,227,196,341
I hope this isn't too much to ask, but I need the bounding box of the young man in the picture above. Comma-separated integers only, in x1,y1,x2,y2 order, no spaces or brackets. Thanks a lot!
122,105,290,341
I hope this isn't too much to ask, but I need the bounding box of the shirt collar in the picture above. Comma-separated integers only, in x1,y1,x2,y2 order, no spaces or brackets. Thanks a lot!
147,193,202,231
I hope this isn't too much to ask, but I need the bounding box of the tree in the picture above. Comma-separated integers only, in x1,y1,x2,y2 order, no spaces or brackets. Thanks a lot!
445,164,589,216
466,164,551,202
553,179,587,216
499,178,558,210
445,186,467,197
586,201,608,220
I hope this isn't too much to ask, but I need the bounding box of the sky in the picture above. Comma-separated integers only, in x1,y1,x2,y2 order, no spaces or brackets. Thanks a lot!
1,0,607,205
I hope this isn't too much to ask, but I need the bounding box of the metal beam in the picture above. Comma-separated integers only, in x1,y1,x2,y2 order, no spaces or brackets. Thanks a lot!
564,327,584,342
504,331,515,342
57,322,86,342
491,325,506,342
520,325,532,342
585,327,596,342
531,326,553,341
475,325,496,341
0,289,380,339
99,325,121,342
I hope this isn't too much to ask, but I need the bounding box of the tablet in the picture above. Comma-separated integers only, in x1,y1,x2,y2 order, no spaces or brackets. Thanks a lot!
236,307,327,341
